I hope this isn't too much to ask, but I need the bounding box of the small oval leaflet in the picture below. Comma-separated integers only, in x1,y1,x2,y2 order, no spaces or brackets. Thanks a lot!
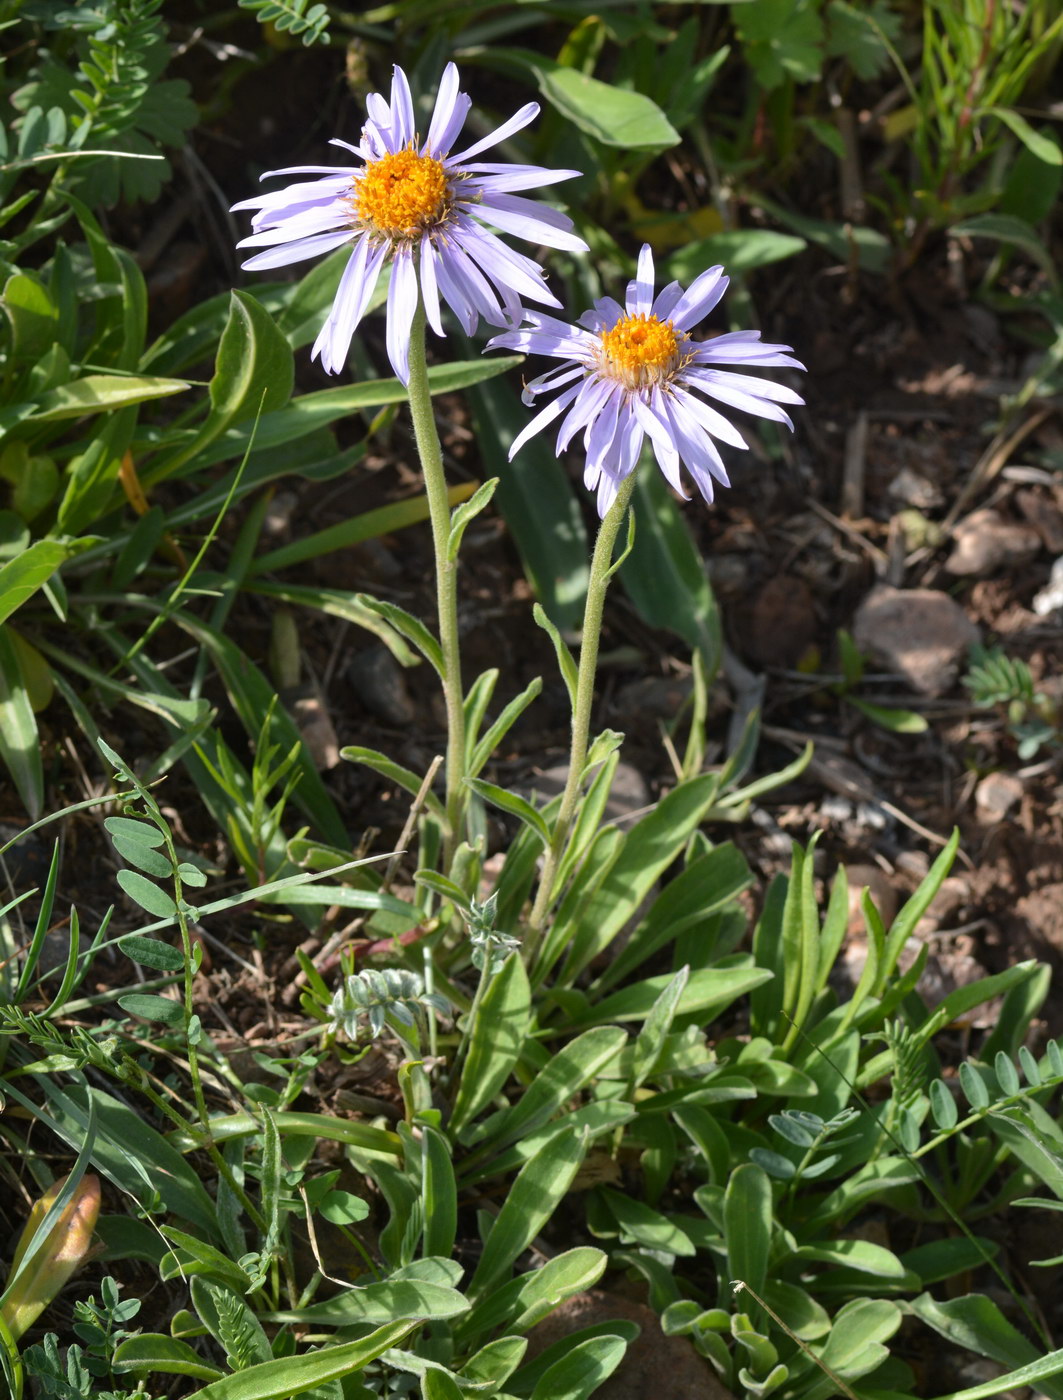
119,935,185,972
118,993,185,1026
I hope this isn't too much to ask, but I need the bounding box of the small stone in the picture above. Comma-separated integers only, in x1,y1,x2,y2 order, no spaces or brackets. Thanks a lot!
845,864,898,937
888,466,944,510
741,574,818,669
1016,488,1063,553
282,685,340,770
945,508,1041,577
347,646,416,725
852,584,979,696
531,762,649,825
975,770,1023,821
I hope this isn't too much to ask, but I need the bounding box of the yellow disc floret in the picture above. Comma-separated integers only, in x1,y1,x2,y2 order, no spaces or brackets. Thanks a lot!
353,148,449,238
599,313,681,389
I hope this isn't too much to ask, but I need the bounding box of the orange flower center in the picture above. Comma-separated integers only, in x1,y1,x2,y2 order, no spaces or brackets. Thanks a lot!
353,149,448,237
599,313,680,388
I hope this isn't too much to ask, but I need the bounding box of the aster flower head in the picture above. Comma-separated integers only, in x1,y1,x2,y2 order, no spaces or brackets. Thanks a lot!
488,244,805,518
231,63,587,385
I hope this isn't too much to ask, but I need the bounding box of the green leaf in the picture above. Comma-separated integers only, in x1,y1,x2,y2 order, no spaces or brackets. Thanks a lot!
725,1164,772,1308
529,1334,627,1400
0,540,68,625
118,935,185,972
733,0,824,87
458,1248,607,1342
111,832,174,877
466,778,551,846
574,963,772,1027
845,696,929,733
467,373,588,629
422,1126,457,1261
468,1127,588,1299
463,1026,627,1155
449,953,531,1135
667,230,806,281
116,869,178,919
0,625,44,818
979,107,1063,166
550,770,724,981
620,465,721,665
112,1333,223,1381
791,1239,907,1277
118,993,185,1026
909,1292,1063,1400
182,1321,419,1399
599,1187,696,1256
537,66,679,148
2,270,59,359
263,1279,468,1326
29,374,188,421
340,746,445,819
950,212,1058,282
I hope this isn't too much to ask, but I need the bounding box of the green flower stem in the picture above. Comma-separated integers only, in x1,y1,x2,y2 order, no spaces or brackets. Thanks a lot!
406,295,466,869
527,468,639,945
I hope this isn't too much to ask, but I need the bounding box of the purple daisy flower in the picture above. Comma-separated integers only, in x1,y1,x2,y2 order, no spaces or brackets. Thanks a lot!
488,243,806,518
231,63,587,385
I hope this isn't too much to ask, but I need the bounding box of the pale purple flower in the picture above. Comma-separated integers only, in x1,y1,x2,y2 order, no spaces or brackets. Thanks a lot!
488,243,805,517
231,63,586,384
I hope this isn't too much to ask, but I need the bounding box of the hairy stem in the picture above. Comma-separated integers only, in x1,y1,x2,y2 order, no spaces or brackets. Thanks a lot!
406,297,466,870
527,469,639,949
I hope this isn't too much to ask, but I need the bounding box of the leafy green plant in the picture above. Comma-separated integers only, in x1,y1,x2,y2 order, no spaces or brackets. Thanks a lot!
964,642,1060,759
237,0,332,47
10,0,197,207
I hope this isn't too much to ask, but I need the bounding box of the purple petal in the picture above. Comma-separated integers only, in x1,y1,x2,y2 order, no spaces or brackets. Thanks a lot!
463,166,582,192
312,237,386,375
475,194,587,253
386,250,417,385
584,384,622,478
390,66,416,148
631,393,686,496
673,384,748,450
426,63,469,155
240,230,353,271
670,266,727,331
419,236,445,337
556,377,614,453
651,280,685,321
628,244,655,317
663,393,731,502
687,367,804,404
579,296,625,332
508,382,582,459
437,240,505,328
329,138,370,160
433,251,478,334
692,378,795,429
237,206,349,247
521,361,585,404
450,102,540,163
451,225,559,309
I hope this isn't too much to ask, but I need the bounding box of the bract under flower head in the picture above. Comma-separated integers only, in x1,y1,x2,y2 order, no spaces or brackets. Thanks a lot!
487,244,806,518
231,63,587,385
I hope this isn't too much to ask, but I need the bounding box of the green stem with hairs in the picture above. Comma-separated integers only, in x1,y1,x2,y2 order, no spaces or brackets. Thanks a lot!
526,468,639,946
406,295,466,869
